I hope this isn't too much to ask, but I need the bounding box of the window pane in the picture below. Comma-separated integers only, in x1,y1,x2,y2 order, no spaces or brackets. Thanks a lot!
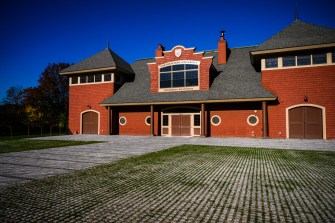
163,115,169,126
95,74,102,82
87,75,94,83
283,56,296,67
186,64,198,69
172,64,184,71
297,55,311,66
80,76,87,83
265,58,278,68
194,115,200,126
71,76,78,84
173,79,184,87
332,52,335,63
186,71,197,79
160,66,171,72
173,72,184,87
104,74,111,82
160,80,171,88
186,78,198,86
312,53,327,64
160,73,171,81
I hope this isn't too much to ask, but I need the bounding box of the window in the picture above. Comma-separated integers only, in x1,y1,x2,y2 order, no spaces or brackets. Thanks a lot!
265,58,278,68
145,116,151,126
297,55,311,66
332,52,335,63
163,115,169,126
80,76,87,83
312,53,327,64
95,74,102,82
194,114,200,126
211,115,221,126
119,116,127,125
160,63,198,89
87,75,94,83
247,115,259,126
104,73,112,82
283,56,296,67
71,76,78,84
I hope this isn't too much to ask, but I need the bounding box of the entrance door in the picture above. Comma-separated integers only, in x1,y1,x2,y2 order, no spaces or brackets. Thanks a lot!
289,106,322,139
171,115,191,136
82,111,98,134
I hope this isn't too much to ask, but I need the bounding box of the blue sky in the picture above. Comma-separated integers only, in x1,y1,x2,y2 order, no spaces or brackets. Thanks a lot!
1,0,334,100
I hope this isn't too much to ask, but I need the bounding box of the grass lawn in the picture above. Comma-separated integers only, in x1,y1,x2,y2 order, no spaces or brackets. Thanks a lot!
0,139,102,154
0,145,334,222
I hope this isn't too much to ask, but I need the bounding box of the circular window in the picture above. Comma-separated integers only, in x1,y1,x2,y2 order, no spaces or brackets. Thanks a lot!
119,116,127,125
145,116,151,126
211,115,221,126
247,115,259,126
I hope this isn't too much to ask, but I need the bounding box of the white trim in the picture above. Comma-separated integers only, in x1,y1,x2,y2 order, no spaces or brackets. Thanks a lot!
119,116,127,125
247,115,259,126
70,73,114,86
262,53,333,71
80,110,100,134
211,115,221,126
158,60,200,91
164,45,195,53
158,60,200,68
145,116,151,126
161,112,200,136
286,104,326,139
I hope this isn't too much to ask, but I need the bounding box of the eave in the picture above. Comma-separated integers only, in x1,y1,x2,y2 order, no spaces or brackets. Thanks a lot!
100,97,277,107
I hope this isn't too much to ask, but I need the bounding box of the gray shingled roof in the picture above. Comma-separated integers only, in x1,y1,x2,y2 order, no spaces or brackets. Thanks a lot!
254,20,335,51
100,46,276,105
60,48,134,74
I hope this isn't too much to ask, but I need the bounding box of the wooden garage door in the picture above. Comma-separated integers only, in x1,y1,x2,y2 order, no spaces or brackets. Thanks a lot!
82,111,98,134
289,106,323,139
171,115,191,136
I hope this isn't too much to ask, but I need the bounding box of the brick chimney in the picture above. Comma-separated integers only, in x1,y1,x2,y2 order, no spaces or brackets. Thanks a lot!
218,31,227,64
155,44,164,57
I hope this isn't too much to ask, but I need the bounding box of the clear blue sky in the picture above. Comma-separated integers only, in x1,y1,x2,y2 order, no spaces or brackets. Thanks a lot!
1,0,334,100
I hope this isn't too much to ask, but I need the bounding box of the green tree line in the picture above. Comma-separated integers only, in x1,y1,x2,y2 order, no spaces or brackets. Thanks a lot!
0,63,70,137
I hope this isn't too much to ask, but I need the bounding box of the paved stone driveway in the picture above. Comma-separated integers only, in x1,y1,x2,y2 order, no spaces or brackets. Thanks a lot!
0,135,334,190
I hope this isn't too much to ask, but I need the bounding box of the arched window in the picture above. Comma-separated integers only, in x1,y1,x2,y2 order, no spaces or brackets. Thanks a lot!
160,63,199,89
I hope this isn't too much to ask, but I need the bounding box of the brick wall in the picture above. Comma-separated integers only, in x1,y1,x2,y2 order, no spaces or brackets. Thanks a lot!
69,83,114,135
148,46,213,92
208,104,263,137
263,65,335,139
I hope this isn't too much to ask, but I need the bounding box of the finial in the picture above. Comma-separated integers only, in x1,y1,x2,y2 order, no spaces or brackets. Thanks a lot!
295,0,299,21
107,40,110,49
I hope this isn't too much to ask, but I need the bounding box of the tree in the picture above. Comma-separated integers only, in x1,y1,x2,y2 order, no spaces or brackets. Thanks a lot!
1,86,25,105
36,63,70,129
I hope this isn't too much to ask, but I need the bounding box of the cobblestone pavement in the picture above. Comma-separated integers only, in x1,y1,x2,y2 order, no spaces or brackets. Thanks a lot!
0,145,334,222
0,135,334,190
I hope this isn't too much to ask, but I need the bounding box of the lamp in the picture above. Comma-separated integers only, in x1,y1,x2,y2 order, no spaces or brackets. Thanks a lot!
304,96,308,102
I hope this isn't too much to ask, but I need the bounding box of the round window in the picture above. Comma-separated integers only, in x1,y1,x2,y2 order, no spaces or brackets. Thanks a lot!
119,116,127,125
247,115,259,126
211,115,221,126
145,116,151,126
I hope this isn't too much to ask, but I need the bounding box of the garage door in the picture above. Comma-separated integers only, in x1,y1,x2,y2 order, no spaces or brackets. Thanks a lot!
82,111,98,134
289,106,323,139
171,115,191,136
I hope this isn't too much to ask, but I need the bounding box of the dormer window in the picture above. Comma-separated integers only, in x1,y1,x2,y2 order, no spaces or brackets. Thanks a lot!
159,61,199,91
265,58,278,68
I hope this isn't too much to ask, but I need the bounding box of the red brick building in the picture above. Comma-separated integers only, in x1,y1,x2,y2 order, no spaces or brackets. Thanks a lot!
60,20,335,139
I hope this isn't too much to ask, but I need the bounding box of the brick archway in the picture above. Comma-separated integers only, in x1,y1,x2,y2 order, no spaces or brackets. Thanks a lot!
287,105,325,139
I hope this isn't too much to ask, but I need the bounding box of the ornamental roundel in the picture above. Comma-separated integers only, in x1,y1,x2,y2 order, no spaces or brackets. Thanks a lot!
175,48,182,57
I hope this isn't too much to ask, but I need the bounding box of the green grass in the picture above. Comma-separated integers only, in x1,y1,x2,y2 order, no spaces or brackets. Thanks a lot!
0,145,334,222
0,139,102,154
